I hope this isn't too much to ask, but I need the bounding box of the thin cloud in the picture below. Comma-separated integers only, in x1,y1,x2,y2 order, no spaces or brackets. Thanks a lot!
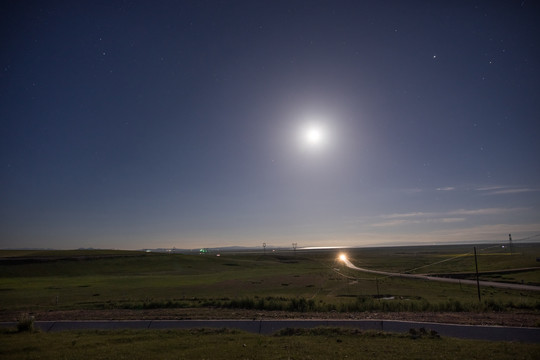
382,212,431,219
351,223,540,247
422,223,540,242
475,185,507,191
371,219,413,227
380,207,525,220
447,208,527,216
487,188,537,195
370,208,527,228
371,217,466,227
436,187,456,191
476,185,538,196
436,217,466,223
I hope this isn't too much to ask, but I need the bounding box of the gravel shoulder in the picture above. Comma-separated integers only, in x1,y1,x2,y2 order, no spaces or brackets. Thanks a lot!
2,308,538,327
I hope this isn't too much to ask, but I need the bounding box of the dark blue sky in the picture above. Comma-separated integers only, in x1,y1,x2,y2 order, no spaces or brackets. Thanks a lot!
1,1,539,249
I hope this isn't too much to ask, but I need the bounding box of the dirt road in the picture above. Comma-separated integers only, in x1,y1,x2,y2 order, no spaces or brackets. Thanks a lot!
341,258,540,292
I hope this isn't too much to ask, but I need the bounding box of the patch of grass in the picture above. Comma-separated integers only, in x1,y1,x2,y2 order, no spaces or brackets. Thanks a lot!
0,328,538,360
111,295,539,314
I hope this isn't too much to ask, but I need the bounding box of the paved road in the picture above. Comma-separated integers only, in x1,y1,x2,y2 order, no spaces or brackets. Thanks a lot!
341,258,540,292
1,319,538,342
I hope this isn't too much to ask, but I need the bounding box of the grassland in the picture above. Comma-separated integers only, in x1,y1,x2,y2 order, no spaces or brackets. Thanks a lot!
1,243,539,317
1,327,539,360
1,245,539,359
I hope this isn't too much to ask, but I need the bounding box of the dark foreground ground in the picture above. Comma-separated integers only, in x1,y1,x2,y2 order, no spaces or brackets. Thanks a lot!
2,327,539,360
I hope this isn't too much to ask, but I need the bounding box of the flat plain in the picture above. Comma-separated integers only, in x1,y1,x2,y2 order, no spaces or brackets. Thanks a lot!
1,244,539,359
1,243,539,318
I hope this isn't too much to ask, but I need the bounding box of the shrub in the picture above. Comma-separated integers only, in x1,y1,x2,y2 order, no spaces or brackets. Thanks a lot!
288,298,308,312
17,314,35,333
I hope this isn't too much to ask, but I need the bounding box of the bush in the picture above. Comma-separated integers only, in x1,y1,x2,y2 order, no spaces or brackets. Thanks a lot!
288,298,310,312
17,314,35,333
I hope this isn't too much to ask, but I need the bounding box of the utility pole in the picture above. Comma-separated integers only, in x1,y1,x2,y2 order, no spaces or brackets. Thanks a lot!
262,242,266,255
474,246,481,302
292,242,297,254
508,234,513,255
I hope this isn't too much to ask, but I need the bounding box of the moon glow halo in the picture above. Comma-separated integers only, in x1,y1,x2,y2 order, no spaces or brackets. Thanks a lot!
302,124,326,148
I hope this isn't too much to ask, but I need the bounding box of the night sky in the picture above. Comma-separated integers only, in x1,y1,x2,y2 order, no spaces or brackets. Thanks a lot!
1,1,539,250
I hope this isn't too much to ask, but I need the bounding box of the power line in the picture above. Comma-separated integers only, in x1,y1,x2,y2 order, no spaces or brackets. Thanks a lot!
404,251,473,274
404,235,540,275
513,233,540,242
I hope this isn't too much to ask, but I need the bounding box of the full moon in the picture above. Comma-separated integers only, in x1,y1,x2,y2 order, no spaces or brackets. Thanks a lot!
303,124,325,147
306,126,323,144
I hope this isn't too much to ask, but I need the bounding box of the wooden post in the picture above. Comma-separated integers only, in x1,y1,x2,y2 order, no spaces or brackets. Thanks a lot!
474,247,481,302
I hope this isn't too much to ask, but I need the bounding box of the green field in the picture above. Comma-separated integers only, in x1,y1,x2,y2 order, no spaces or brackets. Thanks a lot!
1,243,539,314
1,327,538,360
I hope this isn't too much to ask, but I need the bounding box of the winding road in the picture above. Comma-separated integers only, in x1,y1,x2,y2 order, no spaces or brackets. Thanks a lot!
340,257,540,292
1,319,538,342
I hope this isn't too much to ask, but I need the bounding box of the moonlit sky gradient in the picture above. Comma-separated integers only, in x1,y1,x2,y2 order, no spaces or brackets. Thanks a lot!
1,1,539,249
